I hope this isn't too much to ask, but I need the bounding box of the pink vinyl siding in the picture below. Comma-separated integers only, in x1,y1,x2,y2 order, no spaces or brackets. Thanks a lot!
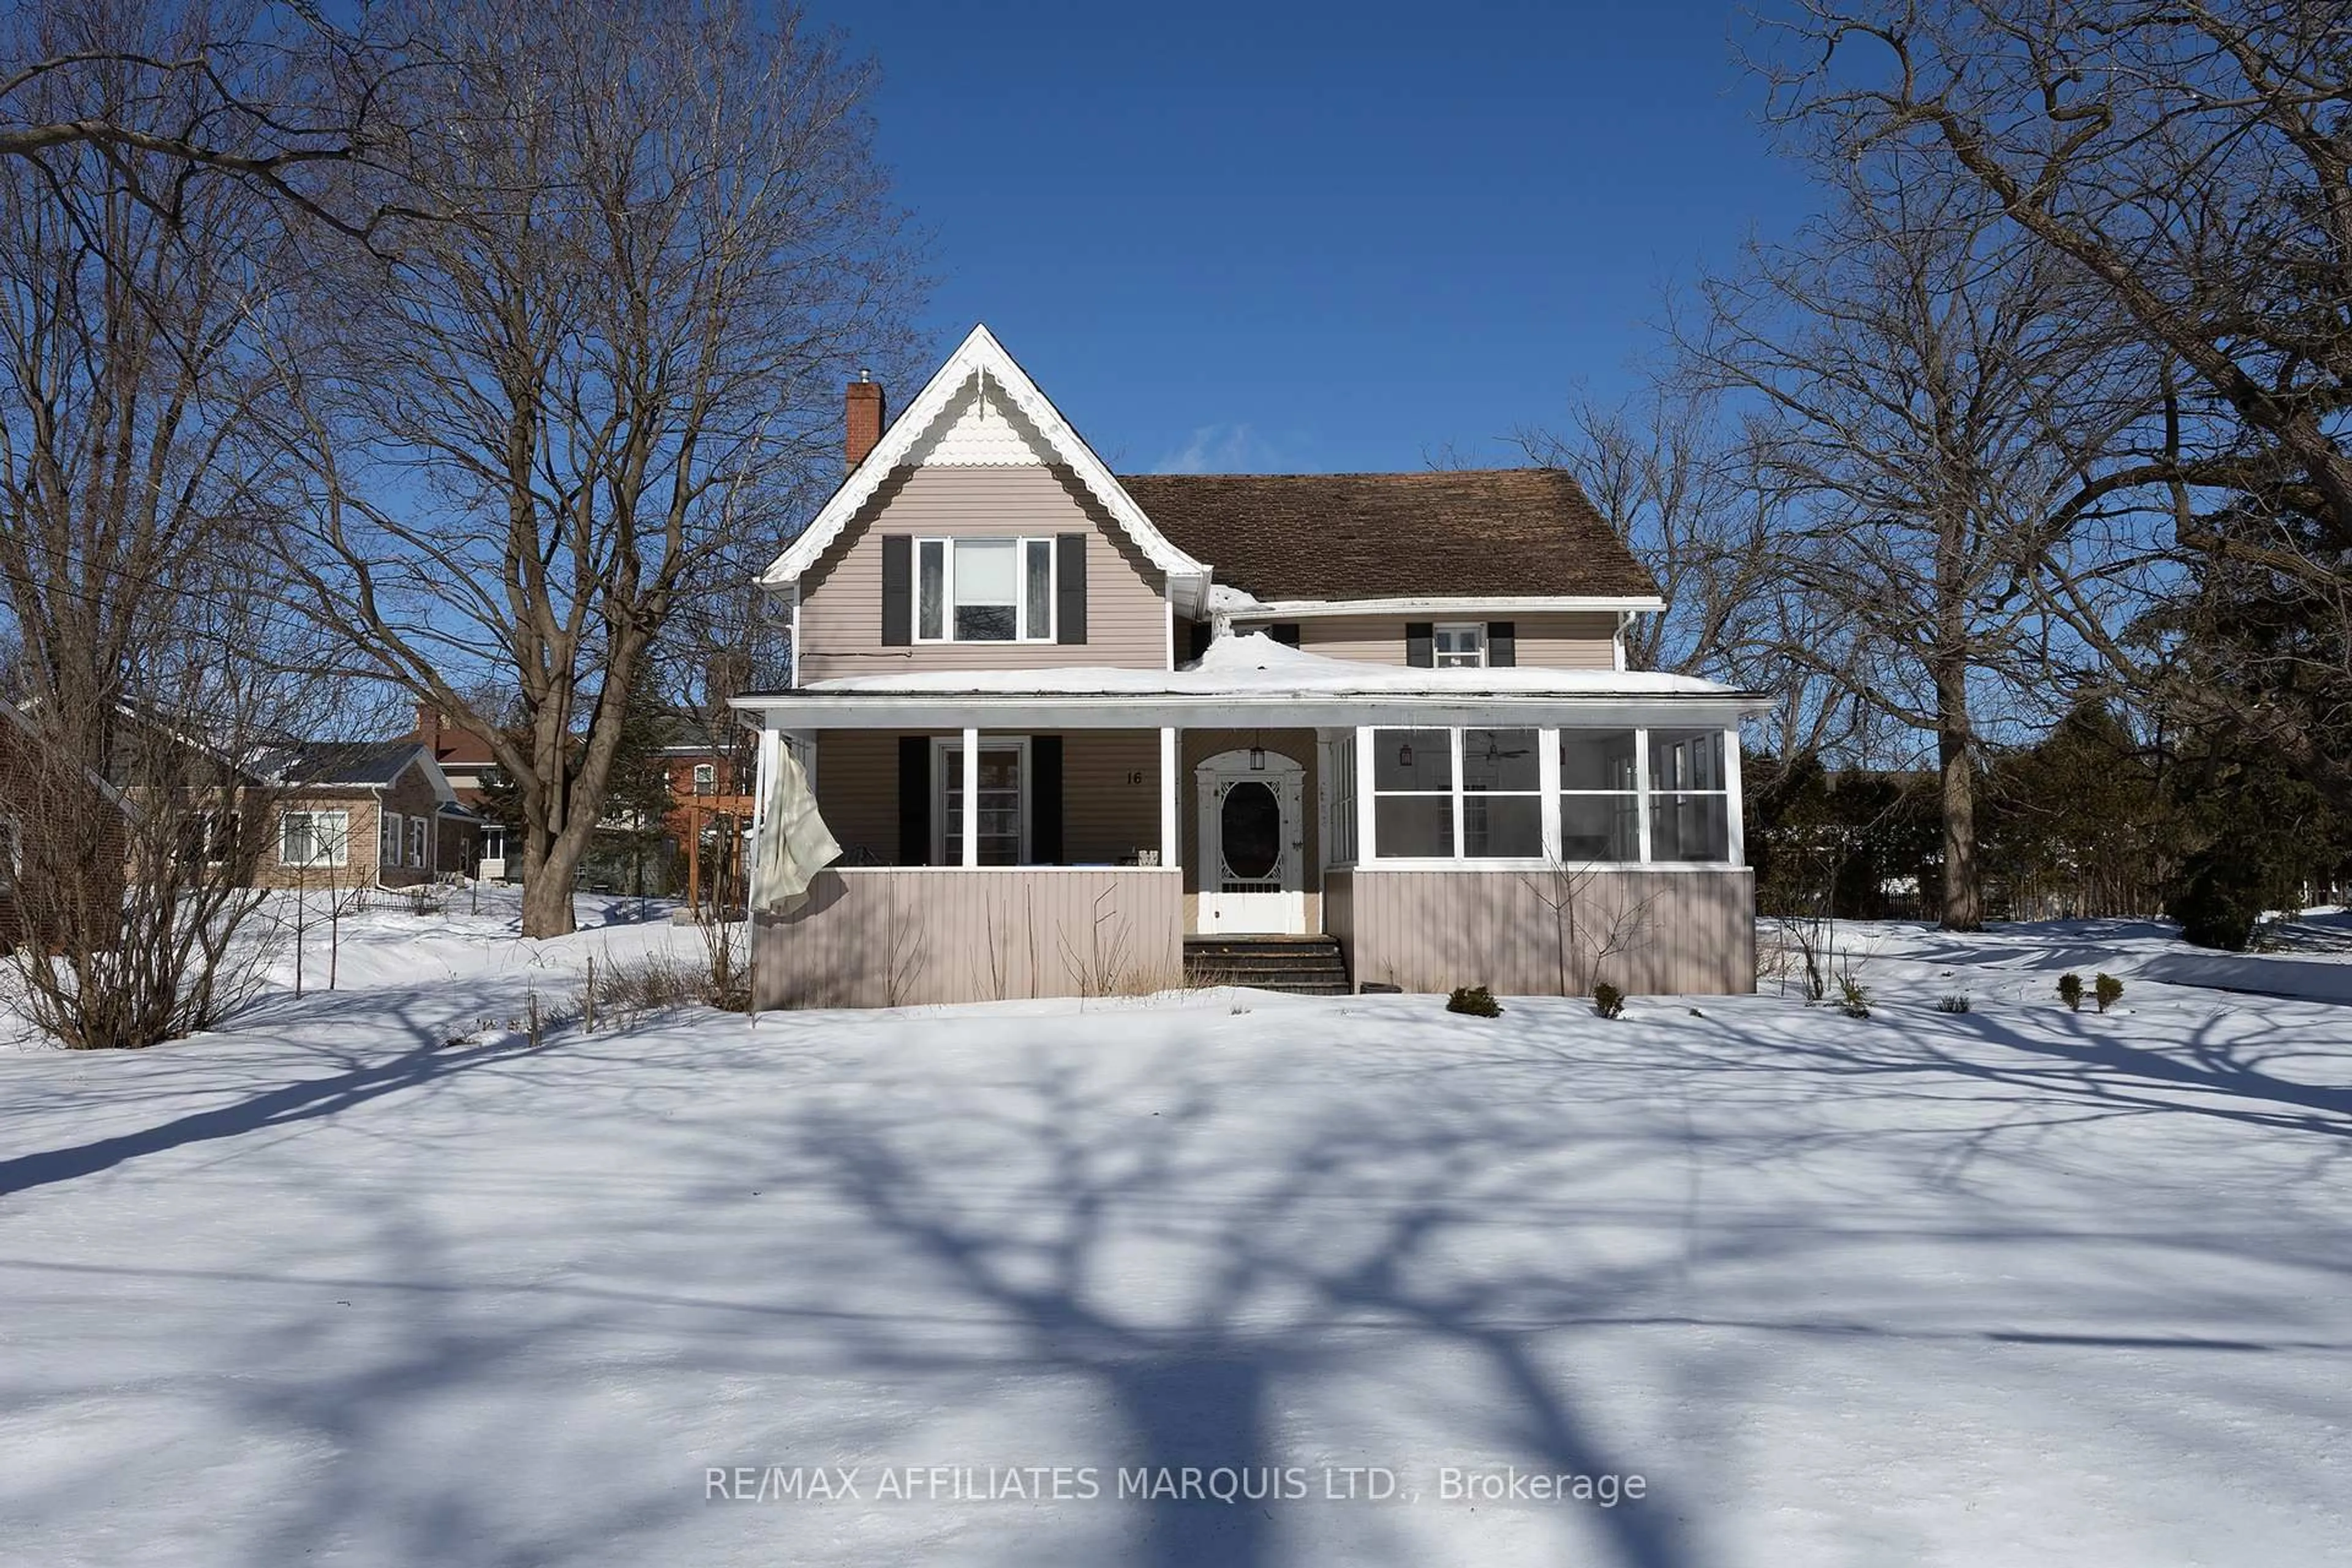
1325,867,1754,995
1283,612,1618,669
755,867,1183,1008
796,466,1169,682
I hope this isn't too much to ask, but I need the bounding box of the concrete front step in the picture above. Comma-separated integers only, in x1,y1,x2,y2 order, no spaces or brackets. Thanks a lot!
1184,935,1351,995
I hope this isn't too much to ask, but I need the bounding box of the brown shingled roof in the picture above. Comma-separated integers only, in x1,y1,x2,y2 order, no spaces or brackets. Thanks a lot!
1117,468,1657,603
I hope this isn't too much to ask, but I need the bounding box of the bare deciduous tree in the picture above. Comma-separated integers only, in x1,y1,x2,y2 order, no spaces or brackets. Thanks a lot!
282,0,919,937
1762,0,2352,802
1683,166,2146,929
0,0,349,1046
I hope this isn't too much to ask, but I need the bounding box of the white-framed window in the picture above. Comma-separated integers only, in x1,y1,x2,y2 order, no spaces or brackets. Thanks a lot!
1461,729,1544,856
933,737,1028,864
915,537,1056,642
407,816,430,872
1371,729,1456,857
1649,729,1732,862
692,761,717,792
281,809,350,869
1328,732,1357,864
1369,728,1543,860
1433,622,1487,668
1559,729,1641,862
379,811,402,868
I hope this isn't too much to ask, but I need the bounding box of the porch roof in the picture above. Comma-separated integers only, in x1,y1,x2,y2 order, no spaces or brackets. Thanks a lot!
732,633,1773,731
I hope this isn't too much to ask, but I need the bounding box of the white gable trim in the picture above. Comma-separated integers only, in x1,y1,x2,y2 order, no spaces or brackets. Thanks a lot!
760,325,1212,606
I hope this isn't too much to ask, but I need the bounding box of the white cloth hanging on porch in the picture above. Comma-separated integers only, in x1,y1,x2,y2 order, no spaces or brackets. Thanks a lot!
753,741,840,916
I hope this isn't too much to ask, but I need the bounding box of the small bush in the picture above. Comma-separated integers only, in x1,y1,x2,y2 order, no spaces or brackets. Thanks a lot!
2166,852,2267,951
2057,972,2084,1011
2094,972,2124,1013
1936,993,1971,1014
1593,981,1625,1019
1446,984,1502,1018
1838,975,1871,1019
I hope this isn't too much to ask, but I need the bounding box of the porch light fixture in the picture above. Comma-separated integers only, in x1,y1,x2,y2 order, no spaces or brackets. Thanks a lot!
1397,742,1414,768
1250,745,1265,771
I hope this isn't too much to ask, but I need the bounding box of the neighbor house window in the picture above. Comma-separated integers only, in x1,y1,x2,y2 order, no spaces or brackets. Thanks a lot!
1433,623,1487,668
281,810,349,869
692,761,716,793
1649,729,1731,861
1558,730,1641,862
407,816,429,872
936,739,1027,864
379,811,402,869
915,537,1055,641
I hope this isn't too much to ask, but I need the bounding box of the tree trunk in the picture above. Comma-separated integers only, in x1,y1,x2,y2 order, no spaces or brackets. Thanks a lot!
1935,663,1981,931
519,848,579,938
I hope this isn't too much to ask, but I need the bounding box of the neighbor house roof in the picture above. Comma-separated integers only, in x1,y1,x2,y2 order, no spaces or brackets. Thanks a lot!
1117,469,1659,605
276,741,431,788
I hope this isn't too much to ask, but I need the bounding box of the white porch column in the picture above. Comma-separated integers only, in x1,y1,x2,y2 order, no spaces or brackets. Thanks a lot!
1538,727,1561,862
1354,724,1378,861
1159,726,1178,867
1723,725,1746,867
1633,727,1653,863
749,724,780,897
960,725,981,868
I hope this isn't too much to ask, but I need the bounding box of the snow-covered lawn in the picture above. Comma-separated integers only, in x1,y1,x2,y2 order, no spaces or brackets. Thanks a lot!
2,908,2348,1567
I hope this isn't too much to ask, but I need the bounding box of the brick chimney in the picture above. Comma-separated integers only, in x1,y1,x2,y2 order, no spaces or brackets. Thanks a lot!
845,370,884,470
414,701,440,755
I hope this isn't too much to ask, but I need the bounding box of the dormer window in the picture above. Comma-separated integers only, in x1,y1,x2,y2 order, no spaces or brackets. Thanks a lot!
1433,623,1487,668
916,537,1056,642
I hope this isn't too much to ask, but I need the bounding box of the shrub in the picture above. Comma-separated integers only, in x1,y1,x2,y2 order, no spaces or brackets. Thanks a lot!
1838,974,1871,1019
2094,972,2124,1013
2166,851,2267,951
2057,972,2083,1011
1936,993,1971,1013
1446,984,1502,1017
1593,981,1625,1019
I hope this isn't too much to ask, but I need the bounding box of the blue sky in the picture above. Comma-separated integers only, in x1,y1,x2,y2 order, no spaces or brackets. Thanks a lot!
802,0,1817,474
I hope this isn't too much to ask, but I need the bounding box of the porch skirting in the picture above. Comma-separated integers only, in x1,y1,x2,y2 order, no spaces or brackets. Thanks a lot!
755,867,1183,1009
1325,867,1755,997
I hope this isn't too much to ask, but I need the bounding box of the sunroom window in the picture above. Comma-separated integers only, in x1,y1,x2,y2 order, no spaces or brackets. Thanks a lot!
916,537,1055,642
1649,729,1731,861
1559,729,1640,862
1372,728,1455,856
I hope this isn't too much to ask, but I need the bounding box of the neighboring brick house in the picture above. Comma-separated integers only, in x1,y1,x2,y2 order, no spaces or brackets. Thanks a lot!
409,705,510,878
257,741,472,891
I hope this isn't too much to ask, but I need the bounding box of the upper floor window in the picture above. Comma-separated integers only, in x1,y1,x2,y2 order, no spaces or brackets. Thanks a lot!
917,537,1055,642
1433,623,1486,668
692,762,717,791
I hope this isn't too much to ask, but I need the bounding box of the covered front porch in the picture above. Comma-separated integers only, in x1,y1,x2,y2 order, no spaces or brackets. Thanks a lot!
736,638,1770,1008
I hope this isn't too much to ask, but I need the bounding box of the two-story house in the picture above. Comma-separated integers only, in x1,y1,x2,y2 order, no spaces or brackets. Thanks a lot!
735,326,1769,1006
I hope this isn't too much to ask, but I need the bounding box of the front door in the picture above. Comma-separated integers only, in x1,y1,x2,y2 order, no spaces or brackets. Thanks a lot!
1196,750,1306,934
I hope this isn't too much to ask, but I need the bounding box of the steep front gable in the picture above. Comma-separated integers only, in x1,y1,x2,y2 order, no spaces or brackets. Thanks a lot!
766,326,1212,682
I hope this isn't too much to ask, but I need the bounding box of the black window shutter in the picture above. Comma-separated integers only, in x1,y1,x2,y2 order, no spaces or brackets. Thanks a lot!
880,536,912,646
897,735,929,864
1487,621,1516,667
1186,619,1212,663
1268,623,1302,647
1030,735,1063,864
1055,533,1088,644
1405,621,1434,668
